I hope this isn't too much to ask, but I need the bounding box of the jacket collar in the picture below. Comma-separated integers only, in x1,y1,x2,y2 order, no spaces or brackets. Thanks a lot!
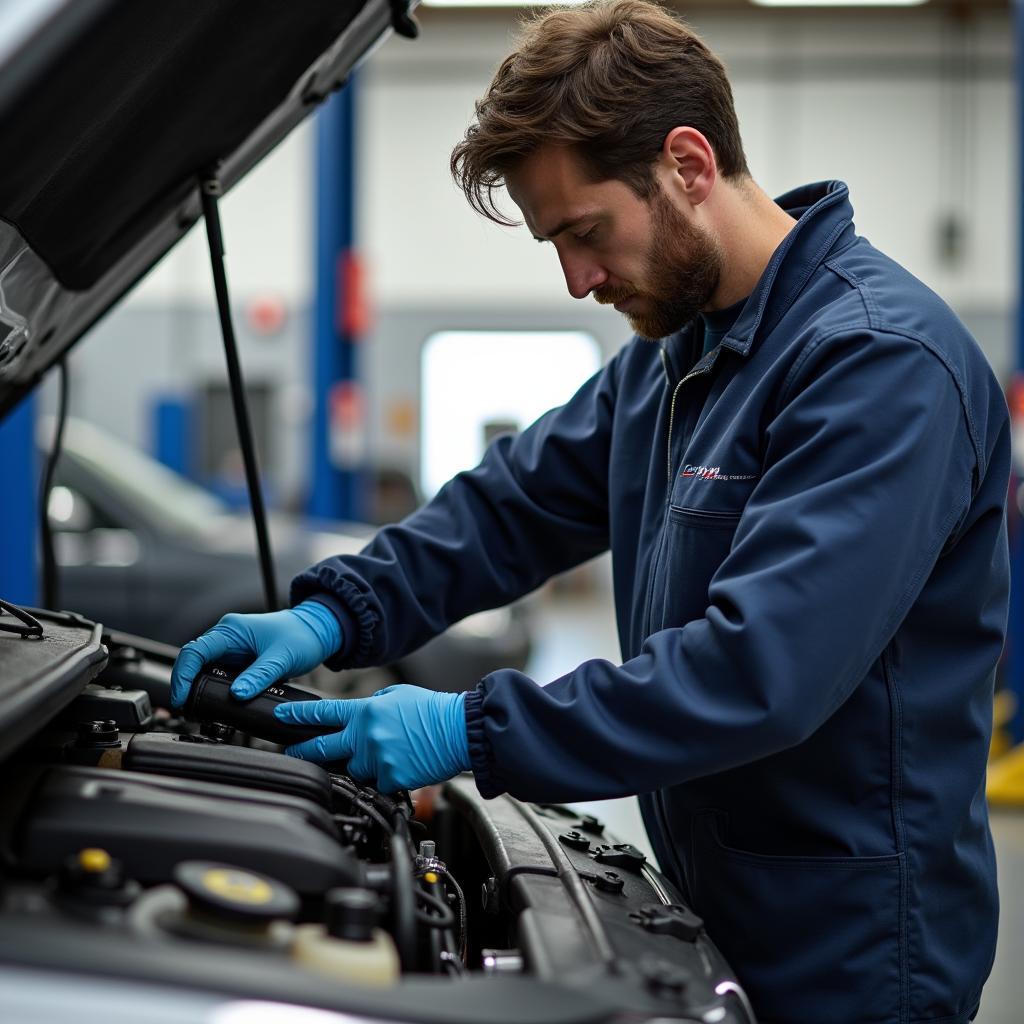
720,180,855,357
661,180,856,378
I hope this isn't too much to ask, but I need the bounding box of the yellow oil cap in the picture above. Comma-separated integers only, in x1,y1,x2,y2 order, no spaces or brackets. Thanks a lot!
78,848,111,874
174,861,299,924
201,868,274,905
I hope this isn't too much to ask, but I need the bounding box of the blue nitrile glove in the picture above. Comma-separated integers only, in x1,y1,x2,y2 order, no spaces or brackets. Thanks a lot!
170,600,343,708
275,685,470,793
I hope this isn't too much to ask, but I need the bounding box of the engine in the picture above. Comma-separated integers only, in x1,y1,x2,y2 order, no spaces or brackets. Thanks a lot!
0,610,754,1024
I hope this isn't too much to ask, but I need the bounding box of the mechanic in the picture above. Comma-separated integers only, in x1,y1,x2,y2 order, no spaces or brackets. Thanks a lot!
171,2,1010,1021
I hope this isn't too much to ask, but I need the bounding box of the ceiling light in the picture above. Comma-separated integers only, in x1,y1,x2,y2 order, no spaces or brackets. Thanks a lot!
752,0,928,7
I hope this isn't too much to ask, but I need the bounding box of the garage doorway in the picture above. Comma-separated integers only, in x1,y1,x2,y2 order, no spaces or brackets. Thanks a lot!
420,330,602,498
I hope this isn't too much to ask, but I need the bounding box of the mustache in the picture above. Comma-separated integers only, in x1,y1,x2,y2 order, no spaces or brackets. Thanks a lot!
593,285,636,306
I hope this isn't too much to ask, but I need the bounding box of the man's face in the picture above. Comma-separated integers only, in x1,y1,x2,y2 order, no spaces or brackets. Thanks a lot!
505,145,723,340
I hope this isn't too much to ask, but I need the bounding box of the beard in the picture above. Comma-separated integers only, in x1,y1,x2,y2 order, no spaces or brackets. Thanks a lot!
594,188,723,341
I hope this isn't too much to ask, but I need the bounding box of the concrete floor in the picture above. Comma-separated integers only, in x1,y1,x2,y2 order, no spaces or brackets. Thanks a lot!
984,812,1024,1024
523,584,1024,1023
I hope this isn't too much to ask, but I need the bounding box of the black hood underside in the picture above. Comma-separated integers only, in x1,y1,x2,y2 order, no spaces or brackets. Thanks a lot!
0,0,399,417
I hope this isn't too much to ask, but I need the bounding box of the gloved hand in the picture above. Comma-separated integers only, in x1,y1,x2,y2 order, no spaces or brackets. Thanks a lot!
170,600,343,708
275,685,470,793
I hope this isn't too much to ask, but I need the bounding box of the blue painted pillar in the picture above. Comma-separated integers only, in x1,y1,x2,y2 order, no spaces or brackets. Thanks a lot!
0,394,37,606
309,76,365,522
1011,0,1024,741
152,396,193,477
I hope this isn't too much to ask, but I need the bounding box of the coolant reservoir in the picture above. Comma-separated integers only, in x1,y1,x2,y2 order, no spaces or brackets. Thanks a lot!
292,888,399,986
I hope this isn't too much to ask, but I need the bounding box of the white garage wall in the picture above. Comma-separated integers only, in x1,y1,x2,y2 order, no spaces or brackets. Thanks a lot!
359,7,1014,314
74,5,1015,499
121,6,1014,317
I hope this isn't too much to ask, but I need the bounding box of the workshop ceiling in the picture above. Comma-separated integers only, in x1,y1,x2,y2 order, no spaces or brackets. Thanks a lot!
419,0,1007,17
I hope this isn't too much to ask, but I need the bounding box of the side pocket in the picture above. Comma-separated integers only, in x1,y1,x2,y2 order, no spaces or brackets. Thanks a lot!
690,811,903,1024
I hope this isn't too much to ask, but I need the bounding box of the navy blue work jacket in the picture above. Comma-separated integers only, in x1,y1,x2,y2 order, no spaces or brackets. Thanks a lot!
293,182,1010,1024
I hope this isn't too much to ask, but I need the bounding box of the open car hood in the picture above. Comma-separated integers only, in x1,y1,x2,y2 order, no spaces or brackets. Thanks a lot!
0,0,410,419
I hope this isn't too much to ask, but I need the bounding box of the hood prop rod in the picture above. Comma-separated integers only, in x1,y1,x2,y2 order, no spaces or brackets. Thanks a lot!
199,172,279,612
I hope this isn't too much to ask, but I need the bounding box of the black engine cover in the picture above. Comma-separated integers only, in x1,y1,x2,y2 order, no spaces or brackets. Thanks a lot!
123,732,333,808
6,765,357,895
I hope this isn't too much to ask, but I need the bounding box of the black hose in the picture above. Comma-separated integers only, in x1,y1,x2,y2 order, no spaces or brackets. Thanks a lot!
414,887,455,929
422,878,444,972
0,598,43,638
331,782,393,837
328,776,420,969
439,867,467,963
388,811,418,971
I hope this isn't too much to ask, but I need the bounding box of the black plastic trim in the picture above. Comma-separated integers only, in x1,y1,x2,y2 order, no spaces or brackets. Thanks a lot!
0,0,396,420
0,615,105,761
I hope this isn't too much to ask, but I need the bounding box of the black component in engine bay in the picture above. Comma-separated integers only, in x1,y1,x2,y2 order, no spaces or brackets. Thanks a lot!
123,731,333,808
3,764,359,895
55,682,152,731
184,664,331,746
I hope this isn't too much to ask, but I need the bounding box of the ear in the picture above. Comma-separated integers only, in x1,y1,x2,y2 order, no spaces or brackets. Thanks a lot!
661,127,716,207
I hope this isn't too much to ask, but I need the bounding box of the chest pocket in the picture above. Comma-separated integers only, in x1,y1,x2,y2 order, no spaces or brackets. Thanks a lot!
648,502,743,633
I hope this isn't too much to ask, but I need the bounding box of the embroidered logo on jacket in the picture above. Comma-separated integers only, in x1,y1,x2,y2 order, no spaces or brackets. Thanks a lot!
680,464,758,482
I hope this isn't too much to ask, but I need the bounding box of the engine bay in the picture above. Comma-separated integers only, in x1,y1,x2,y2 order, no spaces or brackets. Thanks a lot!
1,609,753,1024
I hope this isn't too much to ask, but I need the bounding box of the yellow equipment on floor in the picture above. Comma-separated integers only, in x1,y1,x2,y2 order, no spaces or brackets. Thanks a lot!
988,689,1024,807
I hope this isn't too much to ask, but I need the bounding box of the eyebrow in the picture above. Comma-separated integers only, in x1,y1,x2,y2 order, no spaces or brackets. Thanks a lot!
531,214,594,242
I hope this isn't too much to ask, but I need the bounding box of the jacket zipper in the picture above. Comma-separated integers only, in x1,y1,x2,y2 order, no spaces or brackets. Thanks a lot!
665,360,716,484
646,351,719,636
653,349,720,905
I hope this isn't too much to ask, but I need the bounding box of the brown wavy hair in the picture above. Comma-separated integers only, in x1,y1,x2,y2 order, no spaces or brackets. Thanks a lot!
450,0,749,226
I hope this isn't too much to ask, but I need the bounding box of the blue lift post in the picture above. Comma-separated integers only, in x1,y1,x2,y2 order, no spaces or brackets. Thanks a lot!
309,76,363,523
152,396,192,478
0,394,38,606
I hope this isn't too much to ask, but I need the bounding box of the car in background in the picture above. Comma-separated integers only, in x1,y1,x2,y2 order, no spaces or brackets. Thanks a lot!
43,416,531,695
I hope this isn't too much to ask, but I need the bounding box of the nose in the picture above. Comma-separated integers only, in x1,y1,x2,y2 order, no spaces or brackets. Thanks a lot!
558,250,608,300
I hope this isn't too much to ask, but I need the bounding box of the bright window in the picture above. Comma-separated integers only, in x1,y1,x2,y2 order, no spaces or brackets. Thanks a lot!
421,330,602,498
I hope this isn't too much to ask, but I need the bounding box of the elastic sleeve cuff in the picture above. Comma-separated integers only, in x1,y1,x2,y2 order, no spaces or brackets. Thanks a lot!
449,691,471,774
293,593,359,667
290,560,385,669
464,685,507,799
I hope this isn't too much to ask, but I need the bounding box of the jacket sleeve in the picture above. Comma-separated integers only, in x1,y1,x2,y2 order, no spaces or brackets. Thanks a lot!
465,329,984,802
289,357,619,669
